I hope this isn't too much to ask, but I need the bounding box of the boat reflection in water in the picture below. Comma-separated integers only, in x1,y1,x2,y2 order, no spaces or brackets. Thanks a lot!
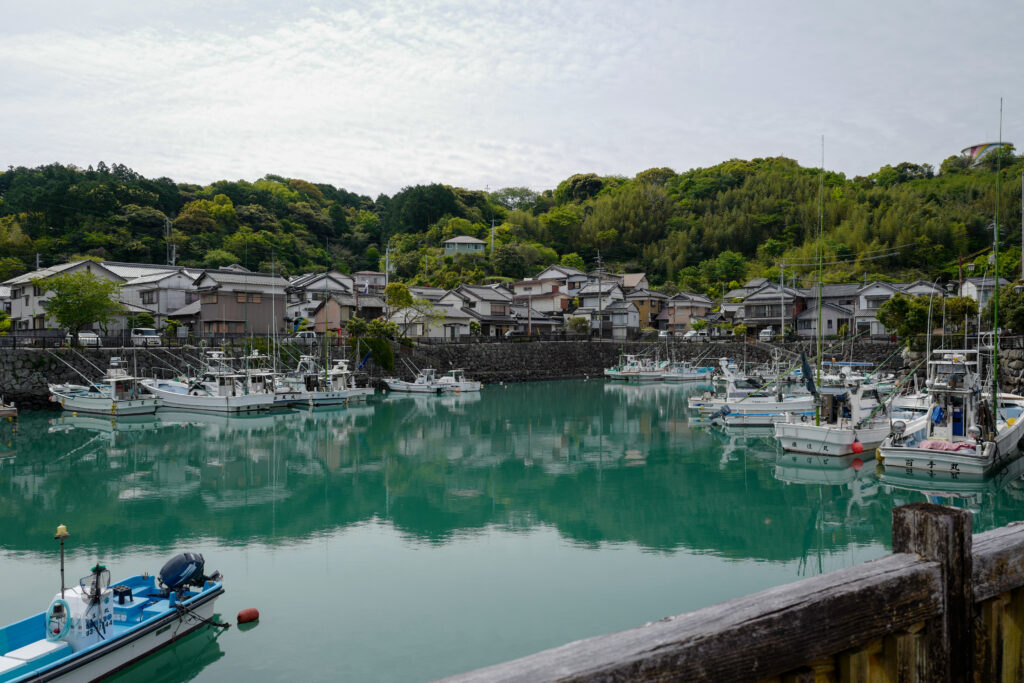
108,622,227,683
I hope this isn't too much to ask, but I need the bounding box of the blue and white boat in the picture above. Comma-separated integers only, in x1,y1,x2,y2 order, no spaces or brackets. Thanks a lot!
0,528,225,683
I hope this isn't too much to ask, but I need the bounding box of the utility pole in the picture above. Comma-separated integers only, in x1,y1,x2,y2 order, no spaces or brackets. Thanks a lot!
595,251,605,339
490,219,495,258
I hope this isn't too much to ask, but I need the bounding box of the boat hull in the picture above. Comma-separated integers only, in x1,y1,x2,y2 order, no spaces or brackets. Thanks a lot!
384,380,443,394
774,421,892,456
51,393,159,416
9,587,222,683
141,380,274,413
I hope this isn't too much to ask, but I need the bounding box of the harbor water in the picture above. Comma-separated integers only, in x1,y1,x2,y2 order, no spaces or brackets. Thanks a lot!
2,379,1024,682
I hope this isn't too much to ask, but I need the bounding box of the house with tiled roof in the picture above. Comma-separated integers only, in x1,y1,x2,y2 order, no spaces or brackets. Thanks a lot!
626,288,668,328
443,235,487,256
4,260,125,332
664,291,714,334
534,265,588,296
192,269,289,336
438,284,517,336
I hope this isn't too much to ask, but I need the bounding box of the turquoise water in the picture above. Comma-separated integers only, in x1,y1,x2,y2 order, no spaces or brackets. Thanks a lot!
2,380,1024,681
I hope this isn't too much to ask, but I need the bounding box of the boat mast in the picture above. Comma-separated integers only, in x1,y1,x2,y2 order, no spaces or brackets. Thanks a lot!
992,99,1003,417
816,136,825,426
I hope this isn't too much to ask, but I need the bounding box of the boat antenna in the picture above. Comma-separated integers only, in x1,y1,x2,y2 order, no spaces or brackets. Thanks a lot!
55,524,70,598
815,135,825,426
992,98,1003,419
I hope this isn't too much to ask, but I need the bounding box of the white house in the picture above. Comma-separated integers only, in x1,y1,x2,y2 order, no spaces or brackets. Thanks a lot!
961,277,1008,308
578,281,624,310
285,271,356,326
4,260,125,332
120,268,198,323
443,235,487,256
534,265,588,296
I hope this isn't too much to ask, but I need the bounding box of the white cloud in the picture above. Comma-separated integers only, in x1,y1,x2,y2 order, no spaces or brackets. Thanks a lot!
1,0,1022,196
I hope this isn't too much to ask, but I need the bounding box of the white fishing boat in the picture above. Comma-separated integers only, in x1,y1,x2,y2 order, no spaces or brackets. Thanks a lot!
327,359,375,401
662,361,715,382
603,355,667,382
0,527,225,683
878,350,1024,477
48,358,160,416
141,351,275,413
774,380,923,456
435,369,482,392
384,368,445,394
689,358,814,421
0,398,17,419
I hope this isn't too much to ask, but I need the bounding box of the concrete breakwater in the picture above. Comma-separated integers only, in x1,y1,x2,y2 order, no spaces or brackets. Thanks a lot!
0,338,904,409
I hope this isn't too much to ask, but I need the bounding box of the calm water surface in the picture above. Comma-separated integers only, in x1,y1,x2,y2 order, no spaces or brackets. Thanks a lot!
3,380,1024,681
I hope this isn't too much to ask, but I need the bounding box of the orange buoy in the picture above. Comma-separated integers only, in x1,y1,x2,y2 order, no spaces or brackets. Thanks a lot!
850,440,864,454
237,608,260,624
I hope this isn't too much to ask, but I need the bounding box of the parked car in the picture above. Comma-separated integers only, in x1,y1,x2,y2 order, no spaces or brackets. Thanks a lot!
758,326,776,342
285,331,318,345
682,330,709,342
658,330,672,338
130,327,162,346
65,331,101,347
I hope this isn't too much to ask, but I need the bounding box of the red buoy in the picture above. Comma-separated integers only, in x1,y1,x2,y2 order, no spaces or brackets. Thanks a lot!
850,440,864,454
852,458,863,471
237,608,260,624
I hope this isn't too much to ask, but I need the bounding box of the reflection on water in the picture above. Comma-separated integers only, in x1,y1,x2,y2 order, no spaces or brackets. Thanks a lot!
3,380,1024,682
109,624,226,683
4,381,1024,558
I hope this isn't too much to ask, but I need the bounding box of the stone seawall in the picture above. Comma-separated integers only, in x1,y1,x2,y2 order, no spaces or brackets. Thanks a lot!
0,338,904,409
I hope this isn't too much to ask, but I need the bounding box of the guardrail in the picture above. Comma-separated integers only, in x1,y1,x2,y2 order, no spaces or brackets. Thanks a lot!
439,503,1024,682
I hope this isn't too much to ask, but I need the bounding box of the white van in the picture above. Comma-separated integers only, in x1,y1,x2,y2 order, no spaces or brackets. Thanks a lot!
758,326,776,342
130,328,162,346
683,329,710,342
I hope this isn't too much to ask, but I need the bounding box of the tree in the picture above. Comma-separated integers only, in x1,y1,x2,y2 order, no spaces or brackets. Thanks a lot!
877,294,931,340
983,285,1024,334
0,311,10,336
0,256,27,281
384,282,414,316
345,316,368,337
38,271,124,342
560,252,586,271
469,320,482,336
691,320,709,331
733,323,747,338
128,312,156,328
367,318,399,339
568,317,589,334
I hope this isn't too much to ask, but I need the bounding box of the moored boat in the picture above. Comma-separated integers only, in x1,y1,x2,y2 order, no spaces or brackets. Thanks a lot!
0,527,225,683
435,369,482,392
384,368,445,394
48,358,159,416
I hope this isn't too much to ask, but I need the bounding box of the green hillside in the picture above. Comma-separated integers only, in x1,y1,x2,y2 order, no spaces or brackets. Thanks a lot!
1,151,1021,296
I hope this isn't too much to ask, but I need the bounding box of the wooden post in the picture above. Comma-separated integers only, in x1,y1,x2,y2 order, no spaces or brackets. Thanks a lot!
892,503,973,682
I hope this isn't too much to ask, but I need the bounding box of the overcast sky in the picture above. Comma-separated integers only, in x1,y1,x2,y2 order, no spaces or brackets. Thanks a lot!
1,1,1020,197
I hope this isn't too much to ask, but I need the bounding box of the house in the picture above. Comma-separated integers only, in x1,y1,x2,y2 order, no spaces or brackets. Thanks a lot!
443,235,487,256
439,285,517,336
5,260,125,332
738,282,805,334
409,286,448,303
796,303,855,338
192,268,289,336
961,277,1009,308
285,271,356,328
353,270,387,293
854,282,905,336
664,292,714,334
509,303,559,336
534,265,589,296
119,268,198,324
578,281,624,310
625,288,668,329
604,300,641,340
0,285,10,315
620,273,649,292
512,279,572,315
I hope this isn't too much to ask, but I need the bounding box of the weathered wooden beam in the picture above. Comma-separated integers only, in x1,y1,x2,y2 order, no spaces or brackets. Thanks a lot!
972,521,1024,602
892,502,973,683
436,554,941,683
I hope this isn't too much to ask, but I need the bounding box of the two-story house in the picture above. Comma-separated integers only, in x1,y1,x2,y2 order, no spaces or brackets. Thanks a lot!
604,300,641,340
443,235,487,256
961,277,1009,308
664,291,714,334
625,288,667,329
512,279,572,315
439,284,517,336
285,271,356,327
534,265,588,297
119,268,198,324
353,270,387,293
193,267,289,336
739,282,805,335
5,260,125,332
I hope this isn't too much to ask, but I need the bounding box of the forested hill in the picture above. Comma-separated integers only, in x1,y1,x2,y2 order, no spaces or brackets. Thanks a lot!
1,151,1022,296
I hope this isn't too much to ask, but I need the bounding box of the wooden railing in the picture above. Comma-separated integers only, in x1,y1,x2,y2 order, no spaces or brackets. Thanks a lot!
439,504,1024,682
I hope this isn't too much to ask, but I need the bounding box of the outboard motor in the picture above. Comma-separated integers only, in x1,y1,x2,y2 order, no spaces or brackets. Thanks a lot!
159,552,207,590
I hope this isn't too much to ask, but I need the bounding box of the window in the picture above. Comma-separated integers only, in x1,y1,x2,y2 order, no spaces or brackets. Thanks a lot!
250,293,262,303
827,319,833,329
201,293,218,304
237,292,247,303
141,291,157,304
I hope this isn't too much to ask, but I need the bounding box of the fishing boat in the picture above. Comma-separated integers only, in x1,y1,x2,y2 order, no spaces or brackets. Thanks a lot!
141,351,275,413
48,358,160,416
603,355,667,382
774,378,921,456
0,398,16,419
0,526,224,683
690,358,814,425
435,369,482,392
383,368,445,394
662,361,715,382
878,350,1024,477
327,359,375,401
272,355,355,407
